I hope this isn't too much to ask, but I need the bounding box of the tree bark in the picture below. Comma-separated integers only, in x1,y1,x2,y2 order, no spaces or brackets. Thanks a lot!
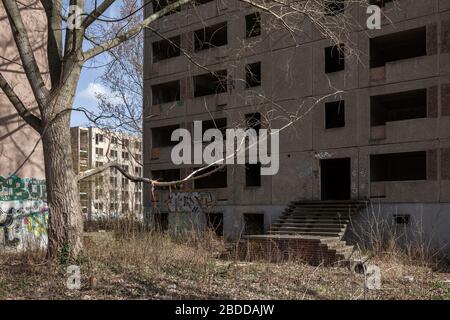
42,63,83,261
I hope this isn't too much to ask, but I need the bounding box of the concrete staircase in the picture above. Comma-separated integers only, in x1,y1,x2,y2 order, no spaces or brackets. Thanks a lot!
269,200,366,237
270,200,367,264
238,200,368,266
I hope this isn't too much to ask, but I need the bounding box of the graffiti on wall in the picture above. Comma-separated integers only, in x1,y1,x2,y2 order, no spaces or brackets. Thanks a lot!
168,192,215,214
0,175,48,250
315,152,333,160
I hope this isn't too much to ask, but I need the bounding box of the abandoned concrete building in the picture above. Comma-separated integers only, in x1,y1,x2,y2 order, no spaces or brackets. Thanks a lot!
143,0,450,260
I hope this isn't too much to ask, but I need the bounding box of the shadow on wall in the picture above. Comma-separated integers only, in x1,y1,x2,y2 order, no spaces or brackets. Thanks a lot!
0,0,47,179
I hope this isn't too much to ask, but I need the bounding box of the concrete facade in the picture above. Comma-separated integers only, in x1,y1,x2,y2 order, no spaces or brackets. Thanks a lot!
143,1,450,254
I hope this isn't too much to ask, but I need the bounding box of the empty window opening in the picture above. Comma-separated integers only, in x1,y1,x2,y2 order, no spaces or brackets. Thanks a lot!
393,214,410,225
151,124,180,148
243,213,265,235
201,118,228,138
194,70,228,97
95,134,104,144
246,12,261,38
206,213,223,236
370,89,427,126
325,0,345,16
370,27,427,68
370,151,427,182
245,163,261,187
152,169,181,189
245,112,261,133
194,166,227,189
369,0,393,7
325,44,345,73
194,0,213,5
152,36,181,63
194,22,228,51
325,100,345,129
152,0,181,15
245,62,262,88
154,213,169,232
135,167,142,176
152,80,180,105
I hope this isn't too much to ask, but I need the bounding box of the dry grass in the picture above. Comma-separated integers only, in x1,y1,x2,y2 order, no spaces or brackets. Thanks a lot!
0,229,449,300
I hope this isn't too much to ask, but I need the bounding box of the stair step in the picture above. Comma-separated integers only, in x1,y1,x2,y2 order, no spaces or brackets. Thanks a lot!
276,218,350,223
272,224,345,230
271,229,344,235
319,237,342,244
272,222,347,228
290,206,364,210
287,206,361,211
290,208,355,212
336,246,355,259
321,239,347,247
282,211,353,216
290,208,355,211
268,230,342,236
284,213,349,218
291,201,367,205
282,213,351,218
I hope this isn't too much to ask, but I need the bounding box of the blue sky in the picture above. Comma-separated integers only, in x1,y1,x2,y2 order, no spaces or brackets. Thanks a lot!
71,66,104,127
71,2,121,127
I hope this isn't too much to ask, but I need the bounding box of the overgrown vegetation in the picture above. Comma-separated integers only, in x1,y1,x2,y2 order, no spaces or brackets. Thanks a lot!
0,222,449,300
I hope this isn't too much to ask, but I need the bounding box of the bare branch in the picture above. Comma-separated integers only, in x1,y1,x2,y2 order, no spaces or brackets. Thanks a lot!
77,161,226,188
82,0,116,28
1,0,49,107
0,72,43,133
83,0,193,60
40,0,63,87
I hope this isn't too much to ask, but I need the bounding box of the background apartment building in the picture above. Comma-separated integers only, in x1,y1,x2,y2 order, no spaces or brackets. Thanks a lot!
143,0,450,253
71,127,143,221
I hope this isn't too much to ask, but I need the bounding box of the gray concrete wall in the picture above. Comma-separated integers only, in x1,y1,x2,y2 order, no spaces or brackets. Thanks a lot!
346,202,450,256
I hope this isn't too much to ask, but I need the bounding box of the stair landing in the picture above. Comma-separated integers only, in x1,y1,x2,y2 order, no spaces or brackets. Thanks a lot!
237,200,368,266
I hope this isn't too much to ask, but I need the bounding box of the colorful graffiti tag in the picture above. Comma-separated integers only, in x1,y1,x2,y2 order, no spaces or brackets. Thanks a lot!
0,175,48,250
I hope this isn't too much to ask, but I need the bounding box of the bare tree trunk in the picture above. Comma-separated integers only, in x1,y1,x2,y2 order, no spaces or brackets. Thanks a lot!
42,66,83,261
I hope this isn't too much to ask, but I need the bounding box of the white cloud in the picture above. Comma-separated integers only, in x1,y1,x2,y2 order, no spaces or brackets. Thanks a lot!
79,83,108,100
78,82,121,104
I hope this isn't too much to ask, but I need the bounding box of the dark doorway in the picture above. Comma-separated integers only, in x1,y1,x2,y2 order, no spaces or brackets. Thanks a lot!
321,158,351,200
